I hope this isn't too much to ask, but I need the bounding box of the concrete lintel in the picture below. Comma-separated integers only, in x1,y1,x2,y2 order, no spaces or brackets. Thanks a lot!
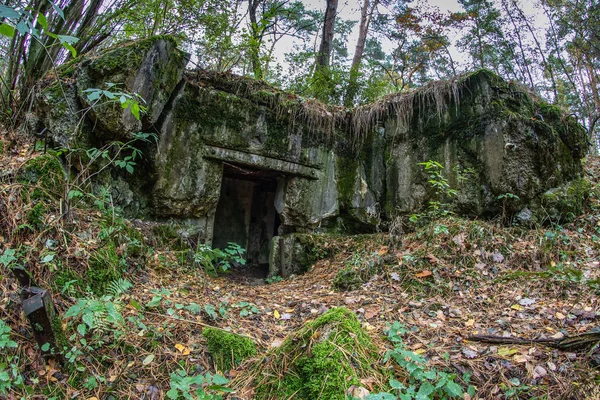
204,146,320,180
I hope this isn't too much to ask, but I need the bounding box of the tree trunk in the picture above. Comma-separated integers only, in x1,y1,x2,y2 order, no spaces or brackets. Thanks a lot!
248,0,264,80
312,0,338,101
344,0,378,107
315,0,338,69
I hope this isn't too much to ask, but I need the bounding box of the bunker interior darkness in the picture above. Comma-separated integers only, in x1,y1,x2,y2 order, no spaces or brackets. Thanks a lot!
212,162,282,277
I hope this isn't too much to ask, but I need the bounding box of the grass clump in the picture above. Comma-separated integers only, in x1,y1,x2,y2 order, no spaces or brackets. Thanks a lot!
251,307,385,400
202,327,256,372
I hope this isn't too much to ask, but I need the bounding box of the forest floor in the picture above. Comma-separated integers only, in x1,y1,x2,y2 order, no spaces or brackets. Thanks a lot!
1,140,600,399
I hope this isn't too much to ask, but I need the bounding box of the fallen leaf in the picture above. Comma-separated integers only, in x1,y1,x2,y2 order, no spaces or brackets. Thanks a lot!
533,365,547,379
175,343,191,356
390,272,401,281
346,385,370,399
465,319,475,327
498,347,519,357
274,310,280,319
462,347,478,359
511,304,524,311
271,338,284,348
491,252,504,263
513,354,529,363
555,312,566,320
142,354,154,365
519,298,536,306
364,306,379,320
415,270,432,278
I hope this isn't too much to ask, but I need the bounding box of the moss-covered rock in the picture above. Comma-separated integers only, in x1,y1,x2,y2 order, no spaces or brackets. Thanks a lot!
253,307,385,400
535,178,595,223
202,327,256,371
18,154,65,200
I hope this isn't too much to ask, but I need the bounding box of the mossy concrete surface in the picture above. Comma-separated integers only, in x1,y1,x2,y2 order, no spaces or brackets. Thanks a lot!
251,307,385,400
202,327,257,372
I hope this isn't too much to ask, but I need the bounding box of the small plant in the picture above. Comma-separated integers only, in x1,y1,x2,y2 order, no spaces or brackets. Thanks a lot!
63,279,132,340
497,192,520,221
410,161,457,225
232,301,260,317
167,369,231,399
265,275,283,284
333,251,384,291
82,83,147,120
0,248,17,269
367,322,474,399
194,242,246,275
0,319,23,395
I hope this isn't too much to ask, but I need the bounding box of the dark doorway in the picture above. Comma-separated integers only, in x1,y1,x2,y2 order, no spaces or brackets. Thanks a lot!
212,163,281,280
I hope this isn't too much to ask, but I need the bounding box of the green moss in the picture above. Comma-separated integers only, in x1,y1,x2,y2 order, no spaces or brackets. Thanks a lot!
202,327,256,371
538,178,594,223
255,307,385,400
88,36,178,78
18,154,65,200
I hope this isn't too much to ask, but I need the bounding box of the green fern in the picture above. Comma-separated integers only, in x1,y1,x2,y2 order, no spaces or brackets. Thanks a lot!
106,278,133,298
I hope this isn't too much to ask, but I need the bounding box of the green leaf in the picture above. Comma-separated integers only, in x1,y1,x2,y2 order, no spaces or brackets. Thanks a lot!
204,304,218,319
415,382,435,400
444,380,465,397
49,1,65,19
125,164,134,174
37,13,48,30
41,342,50,351
77,323,87,336
0,23,15,38
166,388,178,399
57,34,79,44
0,5,20,19
82,311,94,328
40,254,55,263
212,374,229,385
61,42,77,58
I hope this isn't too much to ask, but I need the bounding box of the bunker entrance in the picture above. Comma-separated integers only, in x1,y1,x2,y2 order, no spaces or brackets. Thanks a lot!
212,163,281,281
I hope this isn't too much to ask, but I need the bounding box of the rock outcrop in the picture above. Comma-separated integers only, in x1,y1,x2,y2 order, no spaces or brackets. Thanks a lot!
32,37,589,275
